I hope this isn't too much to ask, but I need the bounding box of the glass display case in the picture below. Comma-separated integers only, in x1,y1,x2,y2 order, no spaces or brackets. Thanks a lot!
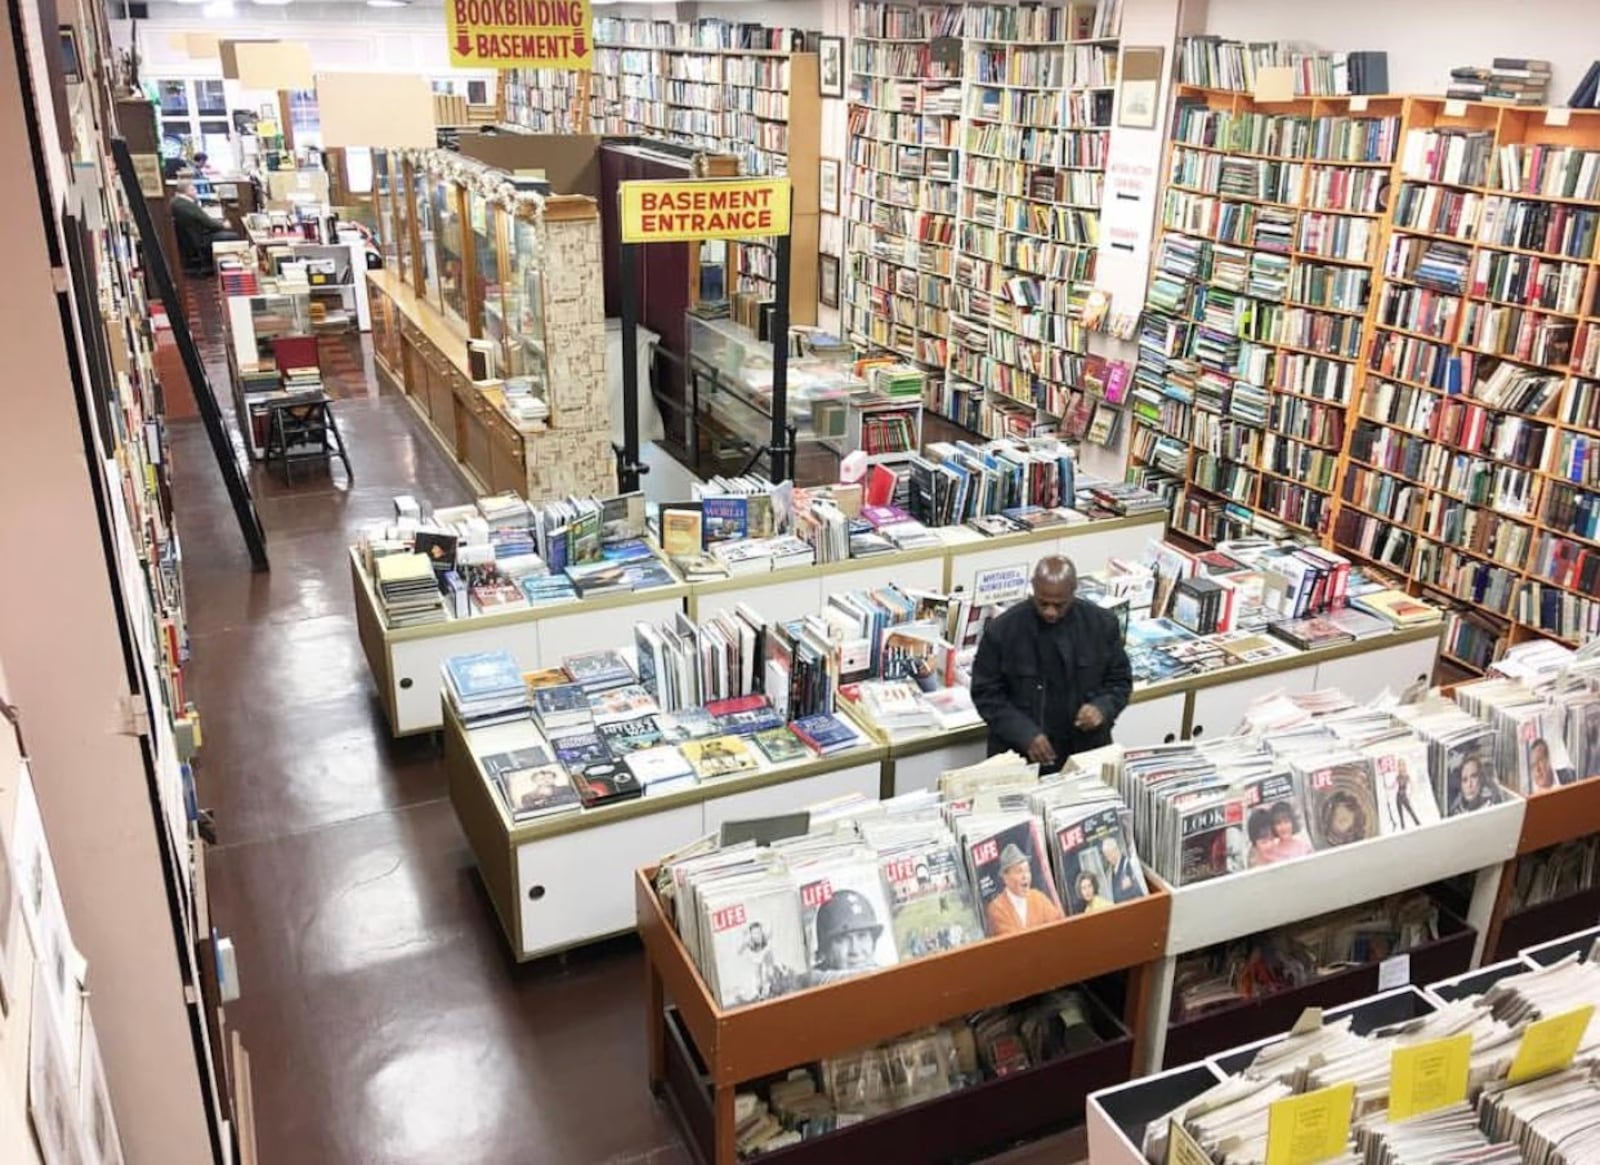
432,172,467,328
502,213,547,385
373,150,399,272
469,190,504,344
414,162,439,305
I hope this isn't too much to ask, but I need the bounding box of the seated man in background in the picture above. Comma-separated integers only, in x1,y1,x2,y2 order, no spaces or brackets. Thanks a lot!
169,182,238,275
971,555,1133,774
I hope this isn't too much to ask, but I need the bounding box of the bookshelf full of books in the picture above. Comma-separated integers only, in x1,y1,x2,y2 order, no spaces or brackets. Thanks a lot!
844,0,965,392
1128,85,1407,548
947,1,1120,439
500,65,589,133
1331,98,1600,674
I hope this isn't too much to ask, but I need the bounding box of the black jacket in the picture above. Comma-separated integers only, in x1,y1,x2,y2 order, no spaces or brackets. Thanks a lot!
970,600,1133,759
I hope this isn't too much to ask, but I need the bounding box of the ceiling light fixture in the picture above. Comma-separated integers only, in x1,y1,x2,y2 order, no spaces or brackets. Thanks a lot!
366,0,411,6
202,0,237,14
251,0,295,6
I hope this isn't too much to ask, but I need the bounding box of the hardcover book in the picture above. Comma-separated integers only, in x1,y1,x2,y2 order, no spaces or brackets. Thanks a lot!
680,734,761,779
788,713,859,756
552,731,612,772
751,726,810,765
597,715,664,754
480,747,579,821
571,760,643,808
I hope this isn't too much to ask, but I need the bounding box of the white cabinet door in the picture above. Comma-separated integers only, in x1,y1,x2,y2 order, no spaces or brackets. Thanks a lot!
390,621,542,733
1113,692,1188,748
1188,666,1317,741
515,805,703,958
830,556,945,596
702,762,883,835
1316,637,1439,704
715,574,820,625
891,740,988,796
537,594,686,667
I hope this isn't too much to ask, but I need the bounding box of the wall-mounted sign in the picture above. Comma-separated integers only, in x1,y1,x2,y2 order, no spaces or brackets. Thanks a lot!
446,0,593,70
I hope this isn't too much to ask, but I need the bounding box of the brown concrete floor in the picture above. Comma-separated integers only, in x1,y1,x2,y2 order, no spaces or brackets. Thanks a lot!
168,288,1088,1164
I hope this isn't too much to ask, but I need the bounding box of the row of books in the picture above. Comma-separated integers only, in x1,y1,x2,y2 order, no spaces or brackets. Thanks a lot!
654,749,1150,1010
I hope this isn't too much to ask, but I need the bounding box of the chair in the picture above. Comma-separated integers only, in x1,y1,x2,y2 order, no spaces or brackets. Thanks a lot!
262,393,352,485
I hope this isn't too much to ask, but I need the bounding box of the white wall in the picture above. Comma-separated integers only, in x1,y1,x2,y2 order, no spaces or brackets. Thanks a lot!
1192,0,1595,102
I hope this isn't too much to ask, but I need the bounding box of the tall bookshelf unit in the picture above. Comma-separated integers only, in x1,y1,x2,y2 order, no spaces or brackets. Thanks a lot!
844,2,964,398
1331,98,1600,673
948,2,1119,439
500,67,588,133
1129,86,1405,546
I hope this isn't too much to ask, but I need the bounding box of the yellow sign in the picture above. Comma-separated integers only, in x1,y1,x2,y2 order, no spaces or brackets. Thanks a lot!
619,179,793,245
1509,1004,1595,1083
445,0,592,70
1388,1033,1472,1122
1165,1118,1211,1165
1265,1082,1355,1165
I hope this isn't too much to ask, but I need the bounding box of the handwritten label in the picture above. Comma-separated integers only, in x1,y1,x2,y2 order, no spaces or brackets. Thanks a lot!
1509,1004,1595,1082
1165,1119,1211,1165
1443,99,1469,117
1389,1033,1472,1121
1546,107,1573,127
973,563,1030,607
1349,96,1370,113
1378,953,1412,991
1265,1082,1355,1165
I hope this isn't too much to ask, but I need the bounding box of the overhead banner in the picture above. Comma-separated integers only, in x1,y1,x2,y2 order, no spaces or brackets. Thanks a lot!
446,0,593,69
619,178,793,245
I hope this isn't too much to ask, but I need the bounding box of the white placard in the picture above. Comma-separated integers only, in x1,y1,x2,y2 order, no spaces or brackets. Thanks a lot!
973,563,1030,607
1546,107,1573,127
1443,99,1469,117
1349,95,1369,113
1378,953,1412,991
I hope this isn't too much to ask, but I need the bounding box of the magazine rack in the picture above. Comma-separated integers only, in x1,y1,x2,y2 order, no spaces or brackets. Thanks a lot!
1134,793,1525,1071
637,868,1171,1165
1480,779,1600,961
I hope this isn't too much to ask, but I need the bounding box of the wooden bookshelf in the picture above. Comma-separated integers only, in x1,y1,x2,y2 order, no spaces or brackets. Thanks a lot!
946,1,1120,440
1128,85,1406,548
501,66,590,133
844,1,964,395
1331,97,1600,671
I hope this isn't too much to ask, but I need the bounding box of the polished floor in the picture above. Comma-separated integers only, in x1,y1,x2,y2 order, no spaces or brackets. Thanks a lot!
167,287,1085,1164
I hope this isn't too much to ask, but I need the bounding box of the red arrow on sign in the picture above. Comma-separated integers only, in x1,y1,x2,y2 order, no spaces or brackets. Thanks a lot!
455,32,473,57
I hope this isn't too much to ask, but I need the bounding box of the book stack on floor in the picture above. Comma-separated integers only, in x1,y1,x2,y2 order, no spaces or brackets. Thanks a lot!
372,552,447,627
653,748,1151,1009
1447,58,1552,106
442,649,530,727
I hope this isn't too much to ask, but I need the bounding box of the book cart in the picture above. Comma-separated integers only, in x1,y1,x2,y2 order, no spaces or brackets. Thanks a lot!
637,866,1171,1165
357,511,1165,735
1477,774,1600,960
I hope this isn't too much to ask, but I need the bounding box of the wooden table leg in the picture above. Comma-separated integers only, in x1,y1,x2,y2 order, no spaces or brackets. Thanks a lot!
714,1082,737,1165
647,958,667,1090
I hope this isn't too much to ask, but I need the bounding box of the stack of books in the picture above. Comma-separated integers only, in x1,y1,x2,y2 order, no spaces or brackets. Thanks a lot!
374,553,447,627
443,650,530,727
1448,58,1551,105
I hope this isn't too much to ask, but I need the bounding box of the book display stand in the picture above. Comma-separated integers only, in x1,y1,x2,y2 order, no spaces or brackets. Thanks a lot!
1479,775,1600,960
638,866,1170,1165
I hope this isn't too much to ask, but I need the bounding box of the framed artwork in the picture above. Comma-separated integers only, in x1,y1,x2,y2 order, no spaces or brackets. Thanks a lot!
1118,47,1165,130
819,37,845,98
818,253,840,310
58,26,82,84
818,159,841,215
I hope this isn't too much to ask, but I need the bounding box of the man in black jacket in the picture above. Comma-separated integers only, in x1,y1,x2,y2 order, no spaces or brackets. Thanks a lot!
970,555,1133,771
170,183,239,274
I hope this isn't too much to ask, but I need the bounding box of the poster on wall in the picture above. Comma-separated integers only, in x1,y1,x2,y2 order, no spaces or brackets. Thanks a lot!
446,0,594,70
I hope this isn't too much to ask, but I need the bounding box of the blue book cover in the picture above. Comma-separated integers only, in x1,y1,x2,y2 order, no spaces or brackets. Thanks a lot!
552,731,612,772
601,538,656,563
789,713,857,753
702,497,749,544
444,650,523,699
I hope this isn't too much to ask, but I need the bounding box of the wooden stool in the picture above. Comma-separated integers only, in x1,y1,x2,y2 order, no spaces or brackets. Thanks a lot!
263,393,352,484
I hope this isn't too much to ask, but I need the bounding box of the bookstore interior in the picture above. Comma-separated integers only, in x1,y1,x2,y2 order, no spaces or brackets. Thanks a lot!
12,0,1600,1163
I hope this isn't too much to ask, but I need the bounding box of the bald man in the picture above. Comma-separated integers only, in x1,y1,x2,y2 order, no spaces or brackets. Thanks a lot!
970,555,1132,772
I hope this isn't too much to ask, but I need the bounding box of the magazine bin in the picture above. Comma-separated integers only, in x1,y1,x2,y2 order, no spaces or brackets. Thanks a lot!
1480,778,1600,960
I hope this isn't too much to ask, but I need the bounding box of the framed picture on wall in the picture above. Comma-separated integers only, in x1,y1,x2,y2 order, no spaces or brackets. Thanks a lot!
58,26,82,84
819,159,841,215
819,253,840,310
819,37,845,98
1119,47,1165,130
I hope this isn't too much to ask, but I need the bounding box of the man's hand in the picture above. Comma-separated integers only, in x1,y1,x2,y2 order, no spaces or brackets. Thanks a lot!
1075,703,1105,731
1026,734,1058,766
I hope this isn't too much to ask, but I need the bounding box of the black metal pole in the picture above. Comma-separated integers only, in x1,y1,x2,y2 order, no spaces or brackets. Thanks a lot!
616,240,643,493
769,234,793,484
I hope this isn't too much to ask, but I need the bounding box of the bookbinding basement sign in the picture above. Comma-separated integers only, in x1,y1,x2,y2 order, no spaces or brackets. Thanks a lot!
446,0,592,69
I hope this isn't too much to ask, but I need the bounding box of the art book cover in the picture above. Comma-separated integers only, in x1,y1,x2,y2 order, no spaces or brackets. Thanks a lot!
752,726,809,765
702,496,749,544
706,694,785,737
444,650,523,700
597,715,663,754
589,684,659,724
532,683,591,727
680,734,760,779
880,842,982,958
967,818,1063,937
1239,770,1314,867
1056,807,1148,914
659,503,705,558
1305,759,1379,848
571,760,643,808
552,731,612,773
1371,741,1442,833
1177,797,1246,885
704,884,807,1009
562,649,637,691
799,858,900,985
480,747,579,821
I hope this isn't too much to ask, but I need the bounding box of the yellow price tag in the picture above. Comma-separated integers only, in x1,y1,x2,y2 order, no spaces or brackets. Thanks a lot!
1509,1004,1595,1083
1166,1118,1211,1165
1266,1082,1355,1165
1388,1033,1472,1121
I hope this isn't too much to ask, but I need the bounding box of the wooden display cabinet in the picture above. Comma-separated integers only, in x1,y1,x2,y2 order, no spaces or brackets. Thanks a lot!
1479,776,1600,961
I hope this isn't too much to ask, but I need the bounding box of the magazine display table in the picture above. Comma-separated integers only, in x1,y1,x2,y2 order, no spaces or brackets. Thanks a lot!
352,549,692,735
638,866,1171,1165
1479,778,1600,961
445,703,889,961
